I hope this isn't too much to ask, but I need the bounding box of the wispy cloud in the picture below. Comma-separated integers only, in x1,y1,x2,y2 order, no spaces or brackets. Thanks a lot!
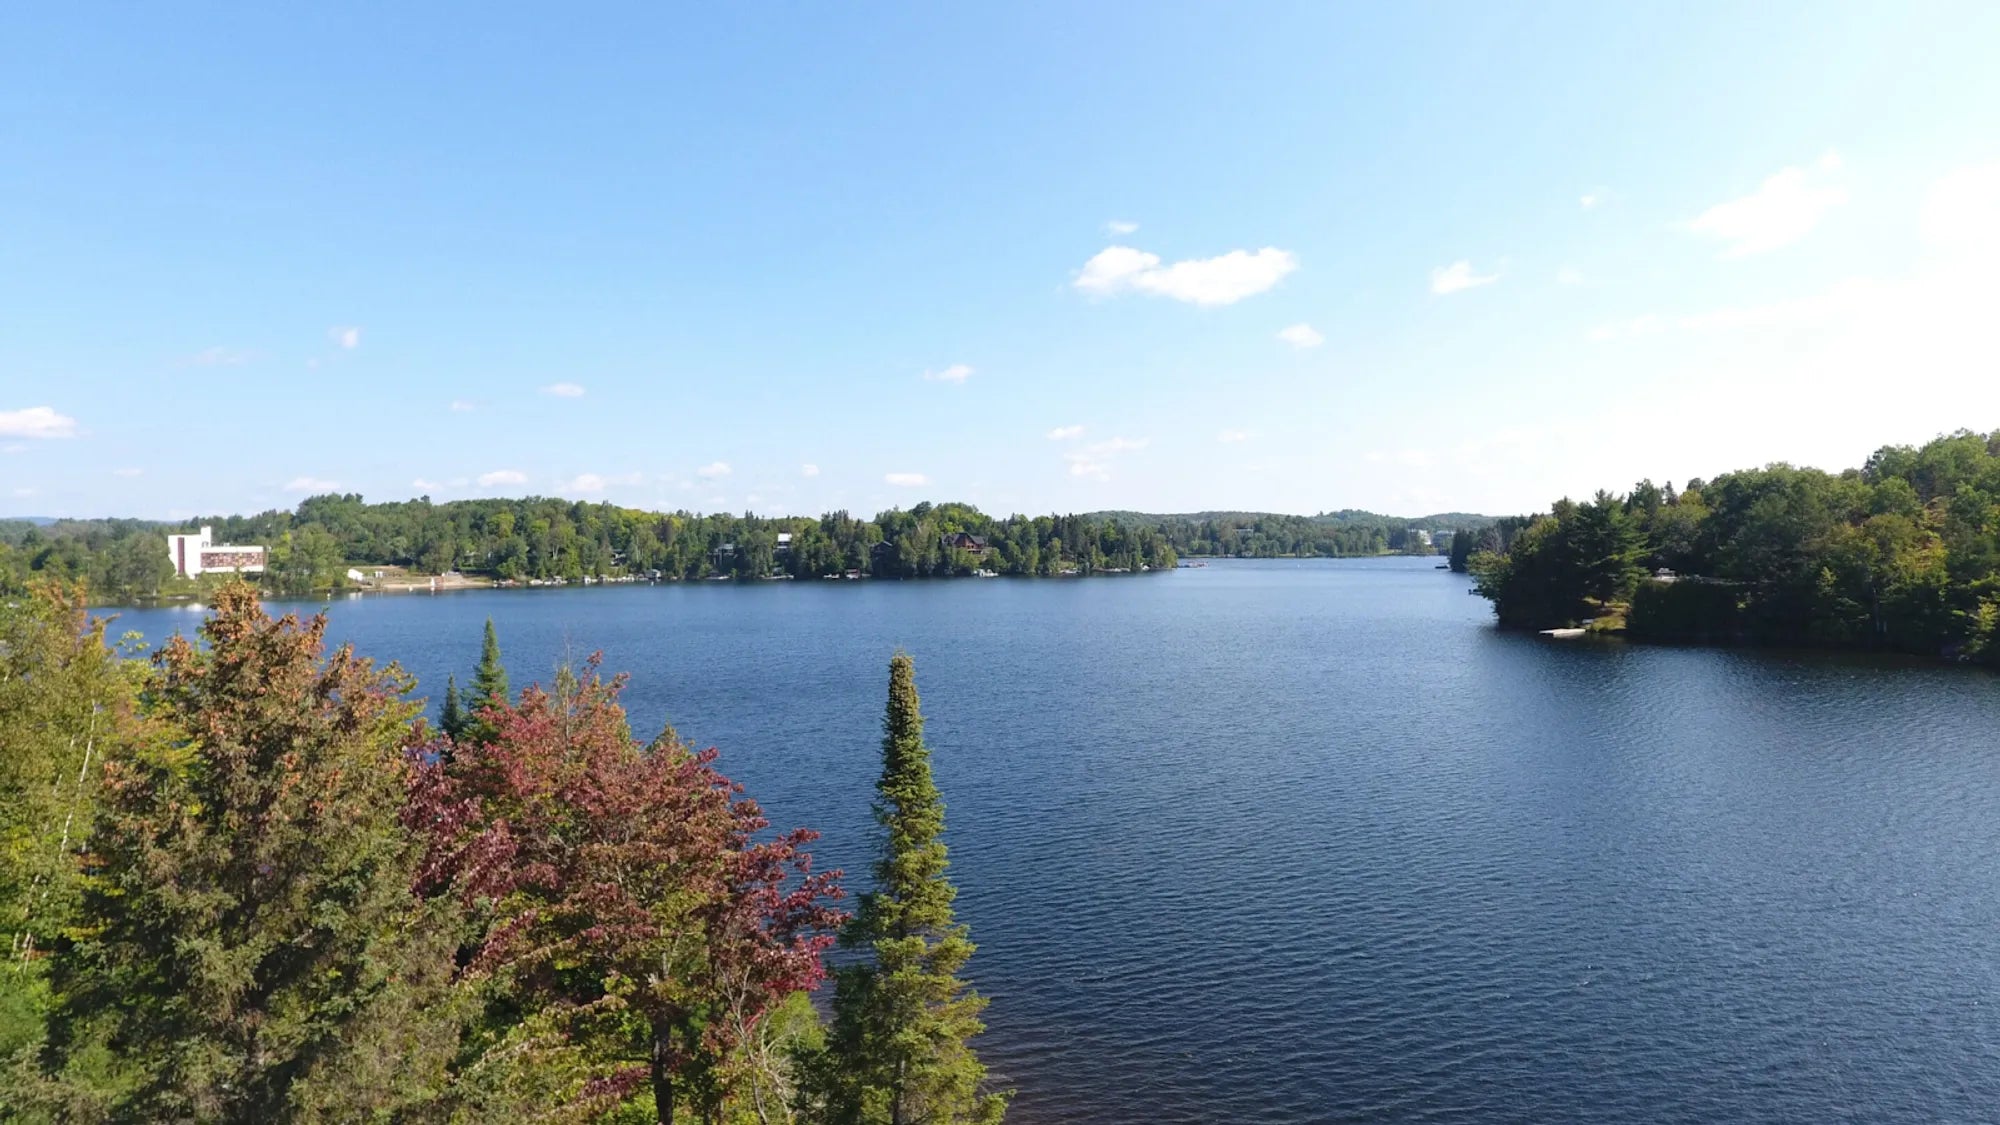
1046,425,1085,441
112,467,144,478
1106,219,1139,235
801,463,820,477
329,326,361,349
697,461,732,479
541,382,586,398
1276,323,1324,348
1065,436,1149,481
884,472,929,487
0,406,80,440
12,487,35,498
477,469,528,487
284,476,340,493
1580,190,1603,209
1556,265,1586,286
184,346,255,367
922,364,974,384
1217,429,1252,443
413,478,443,490
1920,160,2000,249
1363,449,1436,469
1430,261,1499,295
449,399,476,412
1074,245,1298,306
1687,151,1846,258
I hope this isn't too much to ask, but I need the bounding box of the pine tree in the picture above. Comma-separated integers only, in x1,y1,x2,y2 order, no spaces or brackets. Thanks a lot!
465,617,510,745
812,653,1006,1125
440,673,467,741
44,582,459,1121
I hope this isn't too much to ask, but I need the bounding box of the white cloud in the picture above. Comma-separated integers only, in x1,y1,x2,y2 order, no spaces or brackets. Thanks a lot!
1074,245,1298,306
541,381,586,398
1556,265,1586,285
1363,449,1436,469
112,467,144,478
922,364,974,384
449,399,476,412
477,469,528,487
0,444,23,455
1580,189,1606,209
1106,219,1139,235
564,472,644,494
1430,260,1499,295
1686,152,1846,258
801,463,820,477
1046,425,1085,440
697,461,732,479
284,476,340,493
1065,436,1149,481
1277,322,1324,348
0,406,79,440
1921,160,2000,252
329,326,361,349
12,487,35,498
412,477,443,490
185,346,254,367
884,472,929,487
1217,428,1252,443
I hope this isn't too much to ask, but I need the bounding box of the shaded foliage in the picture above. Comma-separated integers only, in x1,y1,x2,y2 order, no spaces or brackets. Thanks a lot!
1469,429,2000,663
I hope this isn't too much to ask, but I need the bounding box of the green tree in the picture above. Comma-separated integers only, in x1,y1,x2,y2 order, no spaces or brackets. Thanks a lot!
0,583,144,1080
41,582,459,1122
440,673,468,742
810,653,1005,1125
465,617,510,745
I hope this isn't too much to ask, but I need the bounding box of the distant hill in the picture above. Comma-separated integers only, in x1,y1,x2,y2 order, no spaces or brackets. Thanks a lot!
1,516,59,526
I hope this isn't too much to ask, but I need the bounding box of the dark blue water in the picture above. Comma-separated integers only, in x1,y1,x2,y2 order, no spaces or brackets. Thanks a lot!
107,558,2000,1123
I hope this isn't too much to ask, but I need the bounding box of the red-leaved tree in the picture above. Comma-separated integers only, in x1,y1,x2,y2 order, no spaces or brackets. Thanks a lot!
409,658,843,1125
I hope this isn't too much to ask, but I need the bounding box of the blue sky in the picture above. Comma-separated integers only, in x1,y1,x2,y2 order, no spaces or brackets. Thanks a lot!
4,2,1999,520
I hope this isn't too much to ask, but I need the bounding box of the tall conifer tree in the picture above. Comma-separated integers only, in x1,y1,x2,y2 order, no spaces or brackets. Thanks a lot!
439,673,467,741
465,617,510,745
812,653,1005,1125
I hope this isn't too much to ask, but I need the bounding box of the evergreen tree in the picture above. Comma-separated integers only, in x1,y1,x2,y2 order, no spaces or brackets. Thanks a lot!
465,617,510,744
43,582,460,1122
440,673,467,741
811,653,1005,1125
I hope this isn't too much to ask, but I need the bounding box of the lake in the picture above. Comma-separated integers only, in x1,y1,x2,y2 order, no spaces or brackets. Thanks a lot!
107,558,2000,1124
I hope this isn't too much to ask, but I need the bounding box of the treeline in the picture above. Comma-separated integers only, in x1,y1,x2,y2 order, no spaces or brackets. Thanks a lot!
1092,509,1489,558
0,582,1006,1123
1466,429,2000,664
3,497,1496,606
2,498,1192,603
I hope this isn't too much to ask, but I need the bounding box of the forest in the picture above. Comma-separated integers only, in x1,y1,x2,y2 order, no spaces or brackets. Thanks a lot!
1464,429,2000,665
0,581,1003,1124
0,499,1479,605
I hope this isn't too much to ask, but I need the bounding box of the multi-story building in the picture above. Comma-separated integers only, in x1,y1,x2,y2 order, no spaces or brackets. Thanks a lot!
165,526,267,577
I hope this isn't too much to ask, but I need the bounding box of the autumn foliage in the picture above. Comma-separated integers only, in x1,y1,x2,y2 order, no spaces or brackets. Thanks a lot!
411,658,844,1124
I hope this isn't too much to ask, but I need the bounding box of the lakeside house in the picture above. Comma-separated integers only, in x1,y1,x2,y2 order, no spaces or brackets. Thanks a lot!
165,526,266,578
941,531,990,555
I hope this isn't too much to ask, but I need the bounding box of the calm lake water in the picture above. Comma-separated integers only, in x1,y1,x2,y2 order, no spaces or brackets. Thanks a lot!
108,558,2000,1124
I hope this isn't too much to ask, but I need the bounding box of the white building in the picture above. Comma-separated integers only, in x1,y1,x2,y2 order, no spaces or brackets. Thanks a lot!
166,526,267,577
